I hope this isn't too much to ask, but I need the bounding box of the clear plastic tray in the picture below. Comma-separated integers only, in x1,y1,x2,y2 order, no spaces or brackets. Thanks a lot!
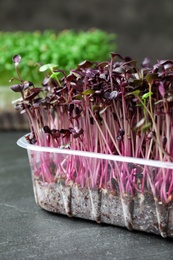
17,135,173,238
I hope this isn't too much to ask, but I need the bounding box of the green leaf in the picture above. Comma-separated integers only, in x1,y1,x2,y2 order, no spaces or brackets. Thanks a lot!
134,118,145,130
92,105,100,111
50,72,60,79
142,91,153,100
99,106,108,115
59,142,71,149
82,89,95,95
136,103,142,107
145,73,158,83
133,79,143,87
141,122,151,132
39,63,58,72
126,90,140,97
73,94,83,100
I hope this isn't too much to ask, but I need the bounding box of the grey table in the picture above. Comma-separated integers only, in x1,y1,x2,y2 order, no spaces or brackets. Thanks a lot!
0,132,173,260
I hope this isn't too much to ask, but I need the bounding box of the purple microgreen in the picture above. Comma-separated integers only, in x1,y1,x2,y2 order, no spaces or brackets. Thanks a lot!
110,52,124,60
68,104,74,114
119,129,125,136
141,57,151,68
10,53,173,202
77,60,93,69
162,136,167,146
24,88,42,101
75,106,81,115
51,129,60,139
73,128,84,138
43,125,51,134
10,84,24,93
109,90,119,100
42,76,50,86
158,82,165,97
12,54,21,66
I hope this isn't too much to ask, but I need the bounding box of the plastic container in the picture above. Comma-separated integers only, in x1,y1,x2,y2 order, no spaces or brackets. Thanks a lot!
17,135,173,238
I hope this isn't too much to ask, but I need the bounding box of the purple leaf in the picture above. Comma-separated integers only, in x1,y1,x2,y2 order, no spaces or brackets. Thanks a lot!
158,82,165,97
25,88,41,101
75,106,81,115
109,91,119,99
78,60,93,69
104,91,119,100
43,126,51,134
141,57,151,68
42,77,50,86
23,81,33,90
12,55,21,66
33,98,42,107
86,69,99,78
51,129,60,138
68,104,74,114
73,128,84,138
110,52,124,60
10,84,24,92
158,59,173,65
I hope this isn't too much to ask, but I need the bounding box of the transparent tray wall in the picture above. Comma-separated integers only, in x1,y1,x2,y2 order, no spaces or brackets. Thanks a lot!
18,136,173,238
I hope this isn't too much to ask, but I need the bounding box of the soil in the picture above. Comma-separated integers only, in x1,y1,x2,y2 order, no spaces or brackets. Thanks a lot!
33,178,173,238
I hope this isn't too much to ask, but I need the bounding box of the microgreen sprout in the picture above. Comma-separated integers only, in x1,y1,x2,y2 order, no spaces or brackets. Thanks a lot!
11,54,173,203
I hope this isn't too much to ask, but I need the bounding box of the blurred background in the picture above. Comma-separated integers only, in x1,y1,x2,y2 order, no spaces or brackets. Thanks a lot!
0,0,173,130
1,0,173,62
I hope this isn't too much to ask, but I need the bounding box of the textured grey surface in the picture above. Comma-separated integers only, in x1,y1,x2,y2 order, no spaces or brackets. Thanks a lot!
0,132,173,260
0,0,173,63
